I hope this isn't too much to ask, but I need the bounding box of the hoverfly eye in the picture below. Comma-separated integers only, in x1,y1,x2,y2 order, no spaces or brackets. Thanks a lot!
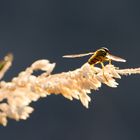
101,47,109,53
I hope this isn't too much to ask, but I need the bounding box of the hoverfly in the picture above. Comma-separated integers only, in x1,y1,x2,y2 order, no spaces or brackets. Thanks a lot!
63,47,126,81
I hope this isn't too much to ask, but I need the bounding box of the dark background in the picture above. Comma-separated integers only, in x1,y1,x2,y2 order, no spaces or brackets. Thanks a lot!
0,0,140,140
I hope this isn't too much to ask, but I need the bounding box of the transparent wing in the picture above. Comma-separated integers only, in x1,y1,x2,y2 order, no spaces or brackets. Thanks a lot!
63,52,94,58
106,53,126,62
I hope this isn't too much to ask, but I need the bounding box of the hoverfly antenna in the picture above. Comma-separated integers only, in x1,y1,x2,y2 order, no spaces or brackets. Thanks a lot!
101,47,109,53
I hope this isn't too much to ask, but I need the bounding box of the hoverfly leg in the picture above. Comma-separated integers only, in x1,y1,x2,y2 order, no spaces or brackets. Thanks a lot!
100,62,108,82
89,64,95,71
109,59,112,65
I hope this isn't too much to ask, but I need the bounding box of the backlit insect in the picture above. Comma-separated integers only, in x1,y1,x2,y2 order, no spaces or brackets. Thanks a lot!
63,47,126,81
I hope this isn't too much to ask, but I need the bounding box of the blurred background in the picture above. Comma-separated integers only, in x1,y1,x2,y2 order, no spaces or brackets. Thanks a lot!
0,0,140,140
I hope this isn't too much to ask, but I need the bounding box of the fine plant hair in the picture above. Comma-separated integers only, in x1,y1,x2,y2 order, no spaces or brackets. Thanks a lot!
0,53,139,126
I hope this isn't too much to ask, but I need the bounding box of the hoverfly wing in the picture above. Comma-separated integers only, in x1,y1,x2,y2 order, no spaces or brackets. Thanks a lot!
63,52,94,58
106,54,126,62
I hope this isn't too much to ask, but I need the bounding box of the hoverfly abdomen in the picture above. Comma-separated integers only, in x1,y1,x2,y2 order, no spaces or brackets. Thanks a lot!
88,55,101,65
88,49,108,65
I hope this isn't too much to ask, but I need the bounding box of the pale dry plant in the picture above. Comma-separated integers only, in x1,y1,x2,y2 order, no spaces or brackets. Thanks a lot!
0,54,139,126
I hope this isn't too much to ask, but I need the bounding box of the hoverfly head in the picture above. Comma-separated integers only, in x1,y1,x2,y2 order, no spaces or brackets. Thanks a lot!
101,47,109,53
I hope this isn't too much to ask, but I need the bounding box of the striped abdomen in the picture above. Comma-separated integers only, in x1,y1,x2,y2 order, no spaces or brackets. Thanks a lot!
88,49,108,65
